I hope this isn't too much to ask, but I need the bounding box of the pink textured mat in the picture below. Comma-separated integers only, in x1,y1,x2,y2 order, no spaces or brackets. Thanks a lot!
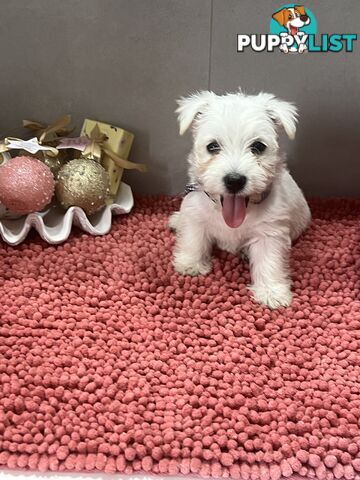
0,197,359,479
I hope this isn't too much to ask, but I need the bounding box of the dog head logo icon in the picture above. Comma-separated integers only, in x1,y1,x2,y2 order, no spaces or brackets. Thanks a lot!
271,4,315,53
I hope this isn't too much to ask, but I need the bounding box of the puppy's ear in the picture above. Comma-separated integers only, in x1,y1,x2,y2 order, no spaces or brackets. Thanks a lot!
272,8,287,26
294,5,306,15
176,91,214,135
267,97,298,140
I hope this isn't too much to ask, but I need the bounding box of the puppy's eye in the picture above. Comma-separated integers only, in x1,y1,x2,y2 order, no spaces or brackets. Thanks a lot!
250,141,267,155
206,141,221,154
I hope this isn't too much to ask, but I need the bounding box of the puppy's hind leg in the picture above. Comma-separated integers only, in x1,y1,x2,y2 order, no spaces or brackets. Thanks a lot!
240,246,250,263
168,211,180,231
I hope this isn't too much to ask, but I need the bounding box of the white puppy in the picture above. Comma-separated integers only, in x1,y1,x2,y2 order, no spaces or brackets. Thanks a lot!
169,89,311,309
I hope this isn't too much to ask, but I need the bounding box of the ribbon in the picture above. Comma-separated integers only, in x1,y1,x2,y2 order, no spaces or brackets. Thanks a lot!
0,137,58,156
82,124,106,161
83,124,147,172
102,147,147,172
23,115,72,143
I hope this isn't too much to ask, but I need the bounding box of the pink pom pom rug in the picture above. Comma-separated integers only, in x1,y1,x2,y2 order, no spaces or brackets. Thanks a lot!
0,197,359,480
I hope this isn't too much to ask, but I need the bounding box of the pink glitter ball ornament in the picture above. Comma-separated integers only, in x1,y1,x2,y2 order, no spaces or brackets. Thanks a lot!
0,156,55,214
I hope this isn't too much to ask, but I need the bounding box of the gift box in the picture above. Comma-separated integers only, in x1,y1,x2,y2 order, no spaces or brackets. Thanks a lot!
81,119,134,203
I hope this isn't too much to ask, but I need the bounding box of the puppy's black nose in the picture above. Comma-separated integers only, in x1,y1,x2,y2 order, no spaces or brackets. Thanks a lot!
223,174,247,194
300,14,308,21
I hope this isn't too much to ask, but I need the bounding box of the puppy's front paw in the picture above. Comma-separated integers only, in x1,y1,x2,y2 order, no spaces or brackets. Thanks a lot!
174,257,212,276
250,284,292,309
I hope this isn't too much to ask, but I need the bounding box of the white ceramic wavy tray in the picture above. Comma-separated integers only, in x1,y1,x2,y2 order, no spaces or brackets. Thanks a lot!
0,182,133,246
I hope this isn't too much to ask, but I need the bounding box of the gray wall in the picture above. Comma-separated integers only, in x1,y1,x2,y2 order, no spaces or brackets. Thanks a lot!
0,0,359,196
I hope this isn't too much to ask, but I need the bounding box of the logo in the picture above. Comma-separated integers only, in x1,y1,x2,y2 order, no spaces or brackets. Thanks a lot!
237,4,357,54
270,5,316,53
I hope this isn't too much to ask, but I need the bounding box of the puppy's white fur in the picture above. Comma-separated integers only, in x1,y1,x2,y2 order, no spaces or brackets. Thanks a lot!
169,89,311,309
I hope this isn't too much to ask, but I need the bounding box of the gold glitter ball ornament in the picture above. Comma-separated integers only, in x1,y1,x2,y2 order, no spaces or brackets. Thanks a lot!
56,158,110,215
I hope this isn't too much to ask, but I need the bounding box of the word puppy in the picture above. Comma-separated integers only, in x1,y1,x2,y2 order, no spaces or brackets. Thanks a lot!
169,89,311,309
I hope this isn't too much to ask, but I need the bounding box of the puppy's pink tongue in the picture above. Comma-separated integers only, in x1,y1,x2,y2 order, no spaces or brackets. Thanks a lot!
222,195,246,228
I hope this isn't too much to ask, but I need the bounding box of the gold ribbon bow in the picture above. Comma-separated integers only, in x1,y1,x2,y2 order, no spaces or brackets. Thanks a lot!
23,114,73,144
82,124,106,161
83,124,147,172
